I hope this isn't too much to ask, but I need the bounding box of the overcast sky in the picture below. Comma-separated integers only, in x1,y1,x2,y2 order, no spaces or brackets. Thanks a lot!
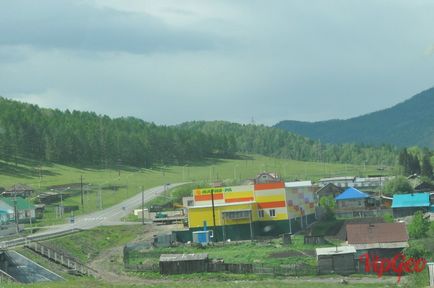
0,0,433,125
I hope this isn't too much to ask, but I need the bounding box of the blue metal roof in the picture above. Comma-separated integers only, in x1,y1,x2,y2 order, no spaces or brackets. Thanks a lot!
391,193,430,208
335,187,369,201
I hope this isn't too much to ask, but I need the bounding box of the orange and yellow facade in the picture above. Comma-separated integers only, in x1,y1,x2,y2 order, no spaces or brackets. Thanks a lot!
186,181,316,241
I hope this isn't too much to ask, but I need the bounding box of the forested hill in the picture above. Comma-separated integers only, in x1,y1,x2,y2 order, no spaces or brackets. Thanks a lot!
275,87,434,148
0,97,236,167
0,97,397,167
178,121,398,165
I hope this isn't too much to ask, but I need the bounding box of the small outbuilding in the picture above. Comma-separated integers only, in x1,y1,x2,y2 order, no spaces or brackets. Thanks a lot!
159,253,208,275
316,246,356,275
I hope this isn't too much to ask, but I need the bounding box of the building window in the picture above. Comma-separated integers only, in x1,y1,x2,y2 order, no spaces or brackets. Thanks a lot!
269,209,276,217
258,210,264,218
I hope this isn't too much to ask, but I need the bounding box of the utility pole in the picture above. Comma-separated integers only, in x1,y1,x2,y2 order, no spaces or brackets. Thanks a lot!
211,189,216,237
141,186,145,225
99,187,102,209
14,185,19,234
80,175,84,210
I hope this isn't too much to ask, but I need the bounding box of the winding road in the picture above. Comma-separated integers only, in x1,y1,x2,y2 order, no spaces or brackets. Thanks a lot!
0,183,185,247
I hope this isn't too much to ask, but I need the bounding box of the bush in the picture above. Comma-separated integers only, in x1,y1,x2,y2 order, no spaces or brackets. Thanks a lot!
403,242,428,258
383,213,394,223
383,176,414,196
408,211,430,239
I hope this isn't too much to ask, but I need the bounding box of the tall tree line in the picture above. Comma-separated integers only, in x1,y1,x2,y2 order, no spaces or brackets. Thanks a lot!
0,97,400,167
179,121,399,165
0,98,235,167
399,148,433,178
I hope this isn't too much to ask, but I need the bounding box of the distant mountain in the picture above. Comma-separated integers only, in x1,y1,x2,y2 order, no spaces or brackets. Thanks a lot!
275,87,434,148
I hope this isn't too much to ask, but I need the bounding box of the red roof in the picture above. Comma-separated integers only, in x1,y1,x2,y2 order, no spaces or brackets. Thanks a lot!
346,223,408,244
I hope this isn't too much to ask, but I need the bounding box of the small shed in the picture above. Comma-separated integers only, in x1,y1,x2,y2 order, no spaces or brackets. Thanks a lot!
316,246,356,275
159,253,208,275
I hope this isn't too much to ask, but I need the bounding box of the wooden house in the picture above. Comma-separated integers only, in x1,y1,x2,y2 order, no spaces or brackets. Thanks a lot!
346,222,408,258
391,192,431,218
2,184,34,198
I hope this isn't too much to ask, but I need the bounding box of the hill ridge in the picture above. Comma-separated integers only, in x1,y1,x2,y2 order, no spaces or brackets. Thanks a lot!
275,87,434,148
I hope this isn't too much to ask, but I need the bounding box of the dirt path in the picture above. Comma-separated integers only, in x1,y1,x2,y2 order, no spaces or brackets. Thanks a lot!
88,222,180,284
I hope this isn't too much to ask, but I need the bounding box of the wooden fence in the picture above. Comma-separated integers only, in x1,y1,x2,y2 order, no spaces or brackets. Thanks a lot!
304,235,327,245
124,260,317,276
25,241,97,276
124,263,158,272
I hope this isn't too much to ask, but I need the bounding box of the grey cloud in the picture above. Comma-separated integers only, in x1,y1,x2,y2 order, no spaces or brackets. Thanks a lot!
0,0,220,54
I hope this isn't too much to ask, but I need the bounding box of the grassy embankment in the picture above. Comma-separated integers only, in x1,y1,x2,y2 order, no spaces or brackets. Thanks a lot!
0,155,389,226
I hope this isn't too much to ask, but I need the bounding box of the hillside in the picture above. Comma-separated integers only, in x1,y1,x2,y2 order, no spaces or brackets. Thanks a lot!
0,97,397,168
275,87,434,148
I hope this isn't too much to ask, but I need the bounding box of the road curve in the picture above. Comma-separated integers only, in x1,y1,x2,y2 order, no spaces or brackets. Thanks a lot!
32,183,186,237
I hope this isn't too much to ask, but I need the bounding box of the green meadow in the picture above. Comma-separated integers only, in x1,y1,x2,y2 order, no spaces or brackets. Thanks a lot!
0,155,392,226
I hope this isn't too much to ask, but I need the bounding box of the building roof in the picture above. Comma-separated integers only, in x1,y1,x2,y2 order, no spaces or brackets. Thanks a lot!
351,242,409,250
160,253,208,262
5,184,34,192
346,223,408,245
189,201,255,209
0,197,35,210
391,193,430,208
335,187,369,201
316,246,356,256
285,181,312,188
319,176,355,182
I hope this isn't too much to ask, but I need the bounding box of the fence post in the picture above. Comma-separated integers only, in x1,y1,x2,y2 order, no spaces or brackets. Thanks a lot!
428,262,434,287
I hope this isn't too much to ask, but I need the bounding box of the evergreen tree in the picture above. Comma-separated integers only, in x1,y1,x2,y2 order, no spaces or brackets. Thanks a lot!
421,154,433,179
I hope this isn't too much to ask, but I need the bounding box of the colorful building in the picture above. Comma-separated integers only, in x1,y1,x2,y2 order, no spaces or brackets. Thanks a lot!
182,180,316,242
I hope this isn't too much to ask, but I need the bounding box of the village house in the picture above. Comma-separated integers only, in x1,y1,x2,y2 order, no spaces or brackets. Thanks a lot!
0,197,35,223
334,187,379,218
346,222,409,258
316,183,343,199
2,184,34,198
391,192,431,218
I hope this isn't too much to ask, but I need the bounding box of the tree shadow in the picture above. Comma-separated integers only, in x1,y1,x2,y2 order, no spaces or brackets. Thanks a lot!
0,161,59,179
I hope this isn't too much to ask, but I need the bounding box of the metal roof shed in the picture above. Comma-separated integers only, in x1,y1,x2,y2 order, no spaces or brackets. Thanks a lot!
316,246,356,275
159,253,208,275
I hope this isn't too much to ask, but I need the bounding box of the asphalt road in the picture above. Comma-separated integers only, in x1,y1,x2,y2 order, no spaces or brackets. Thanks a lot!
4,251,64,283
31,183,185,237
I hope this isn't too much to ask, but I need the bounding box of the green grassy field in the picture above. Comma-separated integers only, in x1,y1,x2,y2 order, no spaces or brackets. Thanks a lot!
0,154,392,226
